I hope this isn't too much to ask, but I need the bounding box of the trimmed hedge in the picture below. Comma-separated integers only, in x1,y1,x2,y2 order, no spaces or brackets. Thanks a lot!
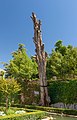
0,110,46,120
48,80,77,104
25,105,77,115
11,104,25,108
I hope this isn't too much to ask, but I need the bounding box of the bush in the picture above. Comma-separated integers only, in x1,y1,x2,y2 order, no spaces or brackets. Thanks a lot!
0,109,46,120
11,104,25,108
5,109,15,115
48,80,77,104
25,105,77,115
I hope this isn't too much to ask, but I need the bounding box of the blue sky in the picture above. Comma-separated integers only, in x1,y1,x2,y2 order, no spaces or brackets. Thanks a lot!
0,0,77,68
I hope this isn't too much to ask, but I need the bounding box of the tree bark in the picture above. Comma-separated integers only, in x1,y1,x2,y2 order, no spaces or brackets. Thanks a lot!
6,96,8,110
31,12,50,106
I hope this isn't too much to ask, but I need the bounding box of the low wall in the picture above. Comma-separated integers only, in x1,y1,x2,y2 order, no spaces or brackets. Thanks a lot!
51,102,77,110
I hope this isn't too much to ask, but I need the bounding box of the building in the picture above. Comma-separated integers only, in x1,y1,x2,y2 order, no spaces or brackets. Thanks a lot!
0,68,6,79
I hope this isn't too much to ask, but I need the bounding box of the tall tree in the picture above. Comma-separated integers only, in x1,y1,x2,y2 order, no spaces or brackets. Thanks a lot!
47,40,77,80
4,44,37,80
31,12,50,106
4,44,38,104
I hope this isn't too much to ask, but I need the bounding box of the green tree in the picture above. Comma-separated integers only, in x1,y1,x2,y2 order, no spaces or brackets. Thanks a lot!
47,51,63,79
47,40,77,80
4,44,38,104
4,44,38,80
0,78,21,109
55,40,66,56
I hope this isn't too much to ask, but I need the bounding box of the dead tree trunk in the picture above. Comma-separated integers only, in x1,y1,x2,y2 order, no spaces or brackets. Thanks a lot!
31,12,50,106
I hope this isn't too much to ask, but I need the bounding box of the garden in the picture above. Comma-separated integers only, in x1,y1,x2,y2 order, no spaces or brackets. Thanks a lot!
0,13,77,120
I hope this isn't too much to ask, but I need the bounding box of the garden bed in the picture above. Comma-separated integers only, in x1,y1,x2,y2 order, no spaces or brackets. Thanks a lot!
0,107,47,120
25,105,77,116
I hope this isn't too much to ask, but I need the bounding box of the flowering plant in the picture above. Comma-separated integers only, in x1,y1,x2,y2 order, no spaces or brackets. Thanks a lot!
0,111,6,116
15,110,26,114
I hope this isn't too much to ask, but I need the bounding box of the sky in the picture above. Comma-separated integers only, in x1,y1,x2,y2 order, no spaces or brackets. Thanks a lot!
0,0,77,68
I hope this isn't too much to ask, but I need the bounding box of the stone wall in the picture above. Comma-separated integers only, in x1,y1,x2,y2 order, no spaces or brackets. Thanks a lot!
51,102,77,110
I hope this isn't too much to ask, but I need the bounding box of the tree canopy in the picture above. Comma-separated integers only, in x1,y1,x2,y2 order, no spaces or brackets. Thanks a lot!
0,78,21,109
4,44,38,80
47,40,77,80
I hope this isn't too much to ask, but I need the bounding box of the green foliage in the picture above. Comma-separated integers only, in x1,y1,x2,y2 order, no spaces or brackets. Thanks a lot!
48,81,63,103
3,44,38,104
47,51,63,79
23,80,40,104
48,80,77,104
55,40,67,55
0,78,21,96
5,108,15,115
4,44,38,80
47,40,77,80
0,110,46,120
25,105,77,115
0,78,21,108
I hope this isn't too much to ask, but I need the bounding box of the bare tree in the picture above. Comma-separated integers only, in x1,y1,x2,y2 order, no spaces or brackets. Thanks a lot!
31,12,50,106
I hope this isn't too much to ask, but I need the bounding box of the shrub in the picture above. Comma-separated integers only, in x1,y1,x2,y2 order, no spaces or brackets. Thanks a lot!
48,80,77,104
5,109,15,115
0,110,46,120
25,105,77,115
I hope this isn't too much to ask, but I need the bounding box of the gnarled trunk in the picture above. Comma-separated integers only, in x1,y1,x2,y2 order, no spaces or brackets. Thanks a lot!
31,12,50,106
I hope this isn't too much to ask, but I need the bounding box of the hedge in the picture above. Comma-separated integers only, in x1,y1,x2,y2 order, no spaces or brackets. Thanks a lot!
48,80,77,104
0,110,46,120
25,105,77,115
